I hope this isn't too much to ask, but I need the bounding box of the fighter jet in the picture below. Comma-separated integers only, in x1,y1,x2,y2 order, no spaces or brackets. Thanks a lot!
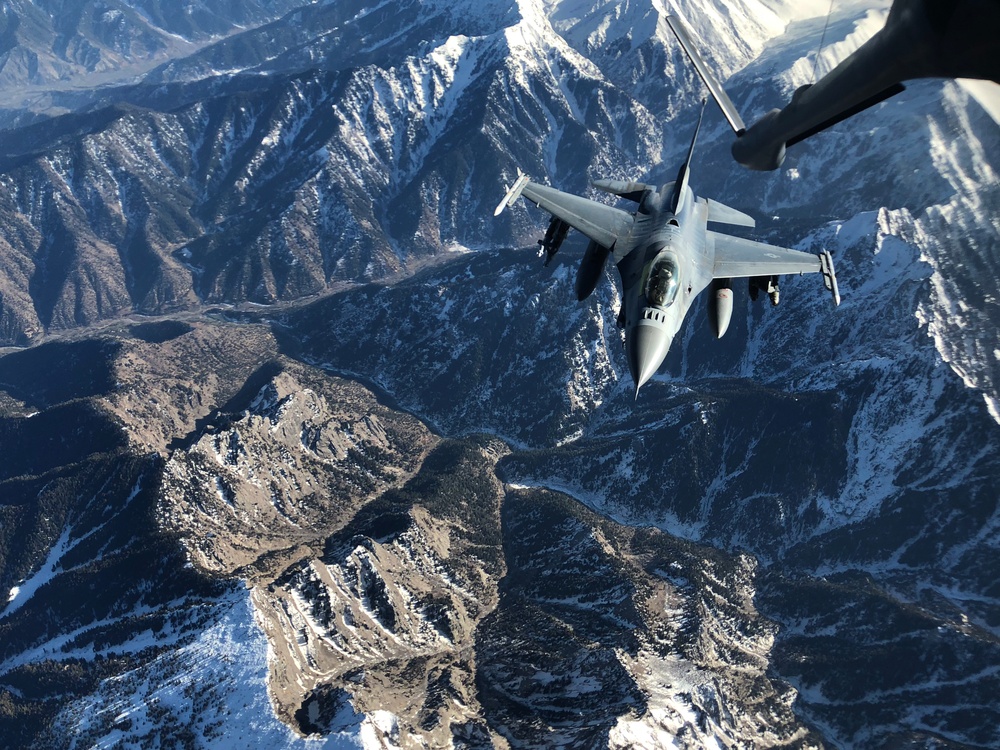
494,102,840,397
667,1,1000,171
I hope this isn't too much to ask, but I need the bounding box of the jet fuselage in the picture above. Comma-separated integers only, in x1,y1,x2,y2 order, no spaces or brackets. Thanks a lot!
493,110,839,397
615,181,712,392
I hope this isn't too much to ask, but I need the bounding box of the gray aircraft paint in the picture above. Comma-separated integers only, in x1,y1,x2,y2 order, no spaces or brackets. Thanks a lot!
495,111,839,396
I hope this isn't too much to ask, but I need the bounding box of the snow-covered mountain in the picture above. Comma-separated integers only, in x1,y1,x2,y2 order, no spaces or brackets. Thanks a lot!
0,0,305,106
0,0,815,344
0,0,998,748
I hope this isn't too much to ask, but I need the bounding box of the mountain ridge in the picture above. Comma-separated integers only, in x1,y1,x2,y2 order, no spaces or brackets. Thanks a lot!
0,0,998,747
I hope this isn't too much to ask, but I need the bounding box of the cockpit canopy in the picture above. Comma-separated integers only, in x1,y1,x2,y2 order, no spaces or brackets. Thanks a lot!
646,257,679,308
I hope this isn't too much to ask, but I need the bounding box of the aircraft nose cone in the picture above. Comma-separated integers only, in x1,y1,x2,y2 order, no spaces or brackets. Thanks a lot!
627,322,673,396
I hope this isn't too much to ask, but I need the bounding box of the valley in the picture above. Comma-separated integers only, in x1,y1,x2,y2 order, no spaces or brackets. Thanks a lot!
0,0,997,748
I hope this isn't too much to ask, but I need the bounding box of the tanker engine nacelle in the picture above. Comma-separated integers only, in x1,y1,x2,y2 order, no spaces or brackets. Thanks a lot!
708,277,733,338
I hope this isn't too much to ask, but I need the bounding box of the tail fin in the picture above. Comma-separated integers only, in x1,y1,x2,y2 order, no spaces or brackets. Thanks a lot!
671,98,707,213
665,15,746,136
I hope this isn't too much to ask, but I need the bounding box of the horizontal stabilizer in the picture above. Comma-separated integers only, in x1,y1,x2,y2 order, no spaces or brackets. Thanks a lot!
705,198,755,227
666,15,746,135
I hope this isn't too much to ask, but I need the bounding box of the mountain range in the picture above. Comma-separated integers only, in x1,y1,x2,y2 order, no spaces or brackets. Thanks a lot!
0,0,998,748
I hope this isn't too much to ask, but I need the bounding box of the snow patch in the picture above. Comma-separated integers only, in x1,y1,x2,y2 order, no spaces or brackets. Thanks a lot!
55,589,367,749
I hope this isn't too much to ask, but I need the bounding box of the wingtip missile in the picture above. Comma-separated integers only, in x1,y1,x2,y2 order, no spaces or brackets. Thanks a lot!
820,249,841,306
494,172,530,216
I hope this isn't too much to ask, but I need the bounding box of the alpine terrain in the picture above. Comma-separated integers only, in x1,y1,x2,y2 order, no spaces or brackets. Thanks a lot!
0,0,998,748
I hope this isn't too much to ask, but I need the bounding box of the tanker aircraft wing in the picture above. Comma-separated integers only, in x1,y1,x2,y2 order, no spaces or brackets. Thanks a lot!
667,2,1000,170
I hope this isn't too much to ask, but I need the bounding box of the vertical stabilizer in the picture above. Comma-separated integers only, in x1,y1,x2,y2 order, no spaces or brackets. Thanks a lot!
671,98,707,213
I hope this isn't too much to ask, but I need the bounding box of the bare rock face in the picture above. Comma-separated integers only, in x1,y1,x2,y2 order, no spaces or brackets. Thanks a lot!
159,367,437,578
104,319,279,453
233,431,820,749
255,437,510,747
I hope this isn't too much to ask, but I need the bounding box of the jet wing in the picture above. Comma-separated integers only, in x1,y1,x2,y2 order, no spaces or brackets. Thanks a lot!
711,231,840,304
711,231,820,277
495,175,633,250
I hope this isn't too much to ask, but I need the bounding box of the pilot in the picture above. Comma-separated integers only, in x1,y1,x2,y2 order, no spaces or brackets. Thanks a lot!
646,259,679,307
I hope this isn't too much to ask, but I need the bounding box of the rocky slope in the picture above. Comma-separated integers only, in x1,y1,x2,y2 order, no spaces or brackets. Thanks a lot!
0,0,818,344
0,0,998,748
0,314,828,749
0,0,304,115
0,319,437,748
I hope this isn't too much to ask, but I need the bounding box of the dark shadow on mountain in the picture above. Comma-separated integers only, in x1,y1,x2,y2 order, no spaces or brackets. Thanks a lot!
0,339,119,409
166,359,285,453
128,320,194,344
475,488,646,747
757,568,1000,750
218,359,286,414
270,247,616,448
0,401,127,482
0,104,151,172
294,685,365,736
266,294,454,434
27,210,82,331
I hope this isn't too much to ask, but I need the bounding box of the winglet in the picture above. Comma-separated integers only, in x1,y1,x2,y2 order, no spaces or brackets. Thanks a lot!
665,15,746,136
494,172,531,216
819,249,841,306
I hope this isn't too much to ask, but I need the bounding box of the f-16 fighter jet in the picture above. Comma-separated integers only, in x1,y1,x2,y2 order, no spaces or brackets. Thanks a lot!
494,102,840,397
